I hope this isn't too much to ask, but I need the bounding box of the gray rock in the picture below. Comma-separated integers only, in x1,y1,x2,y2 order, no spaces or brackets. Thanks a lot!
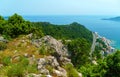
56,66,67,77
46,56,59,68
32,35,71,65
40,68,49,75
26,73,41,77
37,58,46,70
37,56,68,76
0,36,8,43
26,74,52,77
30,35,80,77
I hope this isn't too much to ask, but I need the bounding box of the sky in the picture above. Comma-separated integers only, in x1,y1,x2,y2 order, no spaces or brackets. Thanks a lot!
0,0,120,16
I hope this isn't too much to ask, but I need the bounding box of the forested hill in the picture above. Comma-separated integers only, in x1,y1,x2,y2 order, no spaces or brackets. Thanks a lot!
0,14,92,43
32,22,93,42
1,14,120,77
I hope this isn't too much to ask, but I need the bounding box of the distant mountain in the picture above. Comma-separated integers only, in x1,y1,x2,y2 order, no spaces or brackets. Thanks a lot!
102,16,120,21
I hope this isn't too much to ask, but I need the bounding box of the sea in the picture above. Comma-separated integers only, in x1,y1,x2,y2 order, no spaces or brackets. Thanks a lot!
5,15,120,49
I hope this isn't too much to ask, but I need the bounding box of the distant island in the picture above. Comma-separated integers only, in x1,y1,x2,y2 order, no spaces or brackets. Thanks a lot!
102,16,120,21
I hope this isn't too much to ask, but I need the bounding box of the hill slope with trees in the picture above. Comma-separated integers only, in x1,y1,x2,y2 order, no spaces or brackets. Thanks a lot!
0,14,119,77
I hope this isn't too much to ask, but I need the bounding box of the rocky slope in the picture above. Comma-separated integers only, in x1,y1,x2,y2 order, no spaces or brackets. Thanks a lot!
0,34,82,77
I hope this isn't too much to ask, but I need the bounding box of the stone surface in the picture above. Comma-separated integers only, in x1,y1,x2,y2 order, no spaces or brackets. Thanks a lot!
46,56,59,68
30,35,80,77
37,56,67,77
32,35,71,65
0,36,8,43
26,73,52,77
57,66,67,77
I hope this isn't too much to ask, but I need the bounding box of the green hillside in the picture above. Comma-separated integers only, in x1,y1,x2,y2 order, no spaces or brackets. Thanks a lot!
0,14,119,77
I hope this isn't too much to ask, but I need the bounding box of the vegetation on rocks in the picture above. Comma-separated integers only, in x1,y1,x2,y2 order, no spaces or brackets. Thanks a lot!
0,14,119,77
0,42,7,51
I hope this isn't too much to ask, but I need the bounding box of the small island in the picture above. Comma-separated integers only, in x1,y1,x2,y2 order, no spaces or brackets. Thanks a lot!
102,16,120,21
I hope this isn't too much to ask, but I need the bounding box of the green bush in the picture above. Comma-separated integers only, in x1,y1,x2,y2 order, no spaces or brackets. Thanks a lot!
105,50,120,77
39,45,47,55
0,42,7,51
39,45,54,55
65,63,79,77
67,38,91,68
19,56,29,67
2,56,11,66
26,64,37,73
0,14,44,39
7,64,24,77
79,60,107,77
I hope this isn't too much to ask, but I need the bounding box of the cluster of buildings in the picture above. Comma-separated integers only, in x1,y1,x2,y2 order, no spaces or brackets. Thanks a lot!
94,32,116,56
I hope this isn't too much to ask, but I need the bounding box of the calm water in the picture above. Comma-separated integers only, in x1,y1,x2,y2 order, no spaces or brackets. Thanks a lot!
6,15,120,49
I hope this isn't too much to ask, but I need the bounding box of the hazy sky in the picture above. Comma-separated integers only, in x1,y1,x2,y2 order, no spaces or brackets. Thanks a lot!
0,0,120,16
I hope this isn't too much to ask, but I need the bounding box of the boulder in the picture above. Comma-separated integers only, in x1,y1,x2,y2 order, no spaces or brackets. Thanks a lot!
37,56,68,76
32,35,71,65
53,69,65,77
52,67,68,77
46,56,59,68
26,73,52,77
37,58,46,70
0,36,8,43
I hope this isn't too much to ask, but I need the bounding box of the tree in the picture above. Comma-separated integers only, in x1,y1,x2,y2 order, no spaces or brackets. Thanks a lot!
67,38,91,68
105,50,120,77
8,13,25,25
0,15,4,20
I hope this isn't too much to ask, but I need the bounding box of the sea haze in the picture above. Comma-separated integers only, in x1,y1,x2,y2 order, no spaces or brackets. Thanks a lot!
5,15,120,49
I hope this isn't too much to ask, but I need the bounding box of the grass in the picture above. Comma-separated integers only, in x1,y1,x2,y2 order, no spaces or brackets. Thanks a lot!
65,63,79,77
0,35,46,76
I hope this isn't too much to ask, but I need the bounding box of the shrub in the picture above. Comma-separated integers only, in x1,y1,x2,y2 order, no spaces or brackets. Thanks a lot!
39,45,47,55
19,56,29,67
39,45,54,55
65,63,79,77
7,64,24,77
26,64,37,73
2,56,11,66
0,42,7,51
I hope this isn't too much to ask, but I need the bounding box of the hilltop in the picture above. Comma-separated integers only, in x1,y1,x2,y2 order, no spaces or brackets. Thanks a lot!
0,14,92,77
0,14,119,77
0,34,83,77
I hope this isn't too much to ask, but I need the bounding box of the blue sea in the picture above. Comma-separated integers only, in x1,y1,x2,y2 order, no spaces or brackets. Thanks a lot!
6,15,120,49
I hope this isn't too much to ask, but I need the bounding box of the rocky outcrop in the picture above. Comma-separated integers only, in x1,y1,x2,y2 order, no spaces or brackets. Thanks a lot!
32,35,71,65
29,35,81,77
37,56,67,77
26,35,81,77
32,35,69,56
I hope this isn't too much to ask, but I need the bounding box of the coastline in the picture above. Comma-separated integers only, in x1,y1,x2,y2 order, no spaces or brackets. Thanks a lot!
94,32,116,54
